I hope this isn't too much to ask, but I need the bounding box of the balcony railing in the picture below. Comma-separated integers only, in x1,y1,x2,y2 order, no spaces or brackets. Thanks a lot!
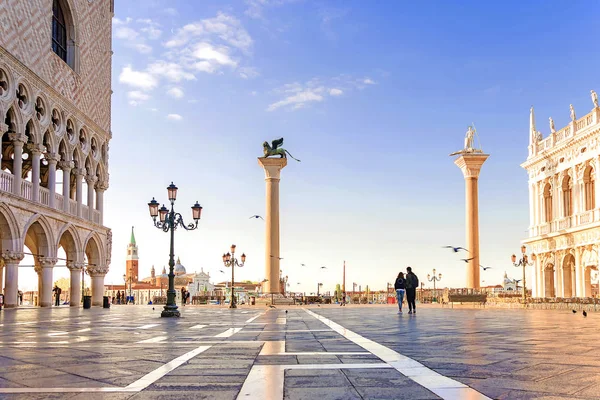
0,169,101,224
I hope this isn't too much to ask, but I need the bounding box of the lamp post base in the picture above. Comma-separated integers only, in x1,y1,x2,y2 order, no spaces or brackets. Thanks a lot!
229,303,237,309
161,305,180,318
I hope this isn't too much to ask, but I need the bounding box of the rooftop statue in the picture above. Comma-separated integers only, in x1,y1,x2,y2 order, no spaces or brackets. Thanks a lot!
549,117,556,133
592,90,599,108
570,104,576,122
262,137,301,161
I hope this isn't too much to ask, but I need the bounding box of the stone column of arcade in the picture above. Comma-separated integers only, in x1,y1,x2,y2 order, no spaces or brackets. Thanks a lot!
258,157,287,294
88,266,107,306
9,133,26,196
454,153,489,289
67,261,83,307
38,257,57,307
2,252,24,308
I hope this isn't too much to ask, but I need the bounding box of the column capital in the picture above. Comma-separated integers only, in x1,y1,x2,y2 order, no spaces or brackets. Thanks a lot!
66,261,85,271
85,175,98,185
58,160,74,171
27,143,45,155
96,181,109,191
74,168,86,177
8,132,27,144
45,152,60,164
1,251,25,263
453,153,490,179
87,264,109,277
258,157,287,180
38,256,58,267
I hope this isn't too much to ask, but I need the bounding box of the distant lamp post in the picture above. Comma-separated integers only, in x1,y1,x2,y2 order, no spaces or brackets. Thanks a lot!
427,269,442,302
317,282,323,297
511,245,535,304
222,244,246,309
123,271,137,304
148,182,203,318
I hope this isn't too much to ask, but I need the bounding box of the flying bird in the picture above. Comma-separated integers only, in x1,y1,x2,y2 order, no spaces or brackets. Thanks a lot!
583,311,587,317
480,265,492,271
219,270,225,274
300,263,306,267
249,215,264,220
460,258,474,263
443,246,469,253
297,282,301,285
320,266,327,269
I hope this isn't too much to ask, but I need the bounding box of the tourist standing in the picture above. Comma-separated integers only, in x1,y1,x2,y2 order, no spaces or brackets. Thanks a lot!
405,267,419,314
394,272,406,314
52,285,61,306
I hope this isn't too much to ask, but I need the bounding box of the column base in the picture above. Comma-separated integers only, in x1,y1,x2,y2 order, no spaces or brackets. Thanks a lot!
4,304,17,309
92,301,102,307
70,303,79,307
161,309,181,318
40,302,52,307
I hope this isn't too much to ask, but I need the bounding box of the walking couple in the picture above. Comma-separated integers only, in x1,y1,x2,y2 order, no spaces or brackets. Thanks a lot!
394,266,419,314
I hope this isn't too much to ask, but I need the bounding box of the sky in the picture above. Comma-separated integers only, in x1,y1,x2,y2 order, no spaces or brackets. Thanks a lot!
20,0,600,294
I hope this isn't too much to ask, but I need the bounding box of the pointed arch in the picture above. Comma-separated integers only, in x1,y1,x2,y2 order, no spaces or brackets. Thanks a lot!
4,105,22,134
58,138,69,162
22,214,55,258
43,129,56,154
0,204,20,253
83,231,104,268
56,223,82,263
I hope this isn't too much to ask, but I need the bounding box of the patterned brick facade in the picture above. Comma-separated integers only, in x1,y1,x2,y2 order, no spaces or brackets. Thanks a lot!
0,0,113,133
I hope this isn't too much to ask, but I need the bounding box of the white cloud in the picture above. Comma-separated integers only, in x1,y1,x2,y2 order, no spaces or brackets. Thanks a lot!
329,88,343,96
141,26,162,40
239,66,260,79
147,61,196,82
119,66,158,90
133,43,153,54
363,78,376,85
167,87,184,99
267,90,324,112
167,114,183,121
191,42,237,67
129,101,139,106
245,0,300,19
114,26,139,40
127,91,150,101
149,108,158,112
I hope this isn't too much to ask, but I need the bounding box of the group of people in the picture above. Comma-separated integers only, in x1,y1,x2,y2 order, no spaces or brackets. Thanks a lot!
394,266,419,314
115,290,128,304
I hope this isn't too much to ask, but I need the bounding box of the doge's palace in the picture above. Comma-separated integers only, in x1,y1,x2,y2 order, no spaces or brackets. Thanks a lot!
0,0,113,307
522,92,600,299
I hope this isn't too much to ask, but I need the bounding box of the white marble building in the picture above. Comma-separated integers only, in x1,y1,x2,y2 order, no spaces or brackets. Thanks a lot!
0,0,113,307
522,91,600,298
187,268,215,297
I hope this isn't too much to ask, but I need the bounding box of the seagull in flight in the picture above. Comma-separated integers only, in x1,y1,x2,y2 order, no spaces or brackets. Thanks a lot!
249,215,264,220
297,282,301,284
480,265,492,271
460,257,474,263
320,266,327,269
270,255,284,260
300,263,306,267
219,270,225,273
443,246,469,253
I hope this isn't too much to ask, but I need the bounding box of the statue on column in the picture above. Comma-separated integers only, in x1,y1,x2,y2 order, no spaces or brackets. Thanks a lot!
549,117,556,133
592,90,599,108
570,104,576,122
262,137,301,161
450,125,483,156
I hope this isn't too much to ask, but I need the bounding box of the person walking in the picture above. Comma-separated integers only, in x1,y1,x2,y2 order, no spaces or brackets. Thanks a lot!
405,267,419,314
52,285,62,306
394,272,406,314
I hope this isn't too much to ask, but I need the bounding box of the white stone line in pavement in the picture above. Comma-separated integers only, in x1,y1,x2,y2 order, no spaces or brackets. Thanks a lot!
275,317,286,325
241,311,250,314
190,324,207,330
0,344,213,393
250,329,331,333
137,336,168,344
245,312,265,323
137,324,159,330
304,309,492,400
215,327,243,338
237,363,392,399
259,340,369,356
48,327,91,337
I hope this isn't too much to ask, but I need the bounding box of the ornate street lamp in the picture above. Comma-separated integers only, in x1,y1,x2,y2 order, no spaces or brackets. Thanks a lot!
222,244,246,309
511,245,535,305
148,183,202,317
427,269,442,302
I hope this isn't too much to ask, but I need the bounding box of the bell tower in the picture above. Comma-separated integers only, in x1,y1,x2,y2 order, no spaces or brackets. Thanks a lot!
126,226,139,283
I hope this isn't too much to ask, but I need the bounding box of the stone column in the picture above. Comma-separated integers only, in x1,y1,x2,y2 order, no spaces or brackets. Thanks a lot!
531,256,539,298
85,175,97,221
46,153,59,209
38,257,57,307
68,261,83,307
258,157,287,294
59,161,73,212
89,269,106,307
528,182,535,233
27,144,43,203
0,122,6,165
2,252,24,308
96,183,107,225
8,133,26,196
74,168,85,218
453,153,489,289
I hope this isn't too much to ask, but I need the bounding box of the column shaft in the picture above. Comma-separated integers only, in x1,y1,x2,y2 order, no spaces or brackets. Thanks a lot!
4,262,19,308
75,170,84,217
265,178,280,294
48,157,58,208
31,150,41,202
62,167,71,212
91,274,105,306
41,267,53,307
69,267,82,307
465,177,480,288
0,265,3,298
575,248,583,297
96,189,105,225
12,141,24,196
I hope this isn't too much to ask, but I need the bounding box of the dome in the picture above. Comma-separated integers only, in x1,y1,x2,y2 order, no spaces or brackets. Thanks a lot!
174,257,186,275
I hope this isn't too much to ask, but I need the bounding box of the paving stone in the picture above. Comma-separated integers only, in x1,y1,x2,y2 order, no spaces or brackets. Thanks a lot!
284,386,362,400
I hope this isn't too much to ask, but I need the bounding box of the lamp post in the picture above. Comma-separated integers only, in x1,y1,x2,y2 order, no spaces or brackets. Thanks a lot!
427,269,442,302
123,271,137,304
511,245,535,305
222,244,246,309
148,182,203,318
317,282,323,297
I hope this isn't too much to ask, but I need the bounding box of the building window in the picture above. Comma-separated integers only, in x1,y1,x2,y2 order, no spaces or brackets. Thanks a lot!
562,176,572,217
543,183,552,222
52,0,68,62
584,166,595,211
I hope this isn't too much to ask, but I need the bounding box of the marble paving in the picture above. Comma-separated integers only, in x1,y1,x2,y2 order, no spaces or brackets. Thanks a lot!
0,304,598,399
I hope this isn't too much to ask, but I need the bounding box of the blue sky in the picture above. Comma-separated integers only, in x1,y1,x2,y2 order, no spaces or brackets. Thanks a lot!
36,0,600,294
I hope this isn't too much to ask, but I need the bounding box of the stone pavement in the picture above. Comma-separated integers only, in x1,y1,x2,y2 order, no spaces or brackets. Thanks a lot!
0,304,597,399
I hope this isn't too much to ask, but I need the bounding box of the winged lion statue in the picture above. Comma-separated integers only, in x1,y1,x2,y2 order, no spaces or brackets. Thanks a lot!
262,138,300,161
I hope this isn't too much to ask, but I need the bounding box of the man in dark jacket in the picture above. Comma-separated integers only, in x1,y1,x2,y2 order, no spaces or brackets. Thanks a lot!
405,267,419,314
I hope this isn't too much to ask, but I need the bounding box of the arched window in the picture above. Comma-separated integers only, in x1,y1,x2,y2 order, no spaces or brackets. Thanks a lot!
543,182,553,222
562,176,572,217
52,0,67,62
584,165,595,211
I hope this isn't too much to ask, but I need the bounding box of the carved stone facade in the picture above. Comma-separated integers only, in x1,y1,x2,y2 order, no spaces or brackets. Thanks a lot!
522,95,600,298
0,0,113,308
